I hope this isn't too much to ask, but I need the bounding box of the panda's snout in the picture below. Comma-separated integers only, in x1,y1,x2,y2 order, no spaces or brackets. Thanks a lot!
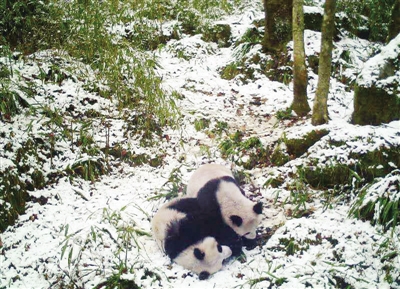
245,231,257,240
221,245,232,259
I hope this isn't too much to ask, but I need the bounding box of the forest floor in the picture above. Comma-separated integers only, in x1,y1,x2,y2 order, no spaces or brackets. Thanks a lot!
1,1,400,289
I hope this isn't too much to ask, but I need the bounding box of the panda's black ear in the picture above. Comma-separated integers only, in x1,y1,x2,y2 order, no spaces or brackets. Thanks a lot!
253,202,263,215
230,215,243,227
199,271,210,280
194,248,205,260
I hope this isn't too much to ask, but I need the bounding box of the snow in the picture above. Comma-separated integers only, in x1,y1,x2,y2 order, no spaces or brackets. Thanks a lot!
1,1,400,289
357,33,400,91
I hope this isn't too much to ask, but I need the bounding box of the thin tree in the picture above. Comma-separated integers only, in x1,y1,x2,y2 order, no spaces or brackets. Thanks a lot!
312,0,336,125
291,0,310,116
262,0,293,52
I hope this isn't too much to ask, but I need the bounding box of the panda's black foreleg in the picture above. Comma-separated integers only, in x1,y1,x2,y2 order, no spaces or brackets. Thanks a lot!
229,239,244,257
227,240,247,263
217,225,243,255
242,236,258,251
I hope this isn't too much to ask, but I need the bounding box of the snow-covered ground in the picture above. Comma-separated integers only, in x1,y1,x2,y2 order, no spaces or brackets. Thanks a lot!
1,2,400,289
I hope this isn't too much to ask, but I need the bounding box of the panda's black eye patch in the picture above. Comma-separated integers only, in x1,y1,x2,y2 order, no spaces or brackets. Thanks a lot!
217,244,222,252
194,248,205,260
230,215,243,227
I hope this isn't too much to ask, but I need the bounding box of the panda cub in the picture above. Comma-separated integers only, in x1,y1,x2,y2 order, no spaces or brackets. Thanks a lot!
186,164,263,243
152,197,232,280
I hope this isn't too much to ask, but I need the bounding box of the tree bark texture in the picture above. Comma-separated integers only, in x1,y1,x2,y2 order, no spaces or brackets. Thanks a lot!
263,0,293,52
291,0,310,116
312,0,336,126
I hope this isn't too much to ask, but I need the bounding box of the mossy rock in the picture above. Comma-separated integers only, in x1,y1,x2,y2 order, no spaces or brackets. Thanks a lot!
352,85,400,125
388,0,400,41
349,145,400,182
352,35,400,125
201,23,231,48
304,8,323,32
301,145,400,190
284,129,330,158
263,0,292,51
271,143,290,166
301,164,356,189
0,170,27,232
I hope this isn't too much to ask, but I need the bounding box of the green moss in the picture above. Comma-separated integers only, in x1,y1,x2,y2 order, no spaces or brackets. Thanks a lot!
284,129,330,158
300,145,400,190
276,107,293,120
301,164,359,189
219,133,272,169
201,23,231,47
194,118,211,131
352,85,400,125
304,9,323,32
350,146,400,182
271,143,290,166
220,62,241,80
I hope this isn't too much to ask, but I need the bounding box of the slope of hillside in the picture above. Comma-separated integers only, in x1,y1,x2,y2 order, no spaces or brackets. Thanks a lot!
1,1,399,288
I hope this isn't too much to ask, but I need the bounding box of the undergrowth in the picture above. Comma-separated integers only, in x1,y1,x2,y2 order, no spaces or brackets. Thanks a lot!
219,131,272,169
57,206,152,289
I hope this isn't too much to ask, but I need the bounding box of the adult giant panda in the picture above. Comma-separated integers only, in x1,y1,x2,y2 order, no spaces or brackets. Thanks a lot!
151,197,232,280
186,164,263,242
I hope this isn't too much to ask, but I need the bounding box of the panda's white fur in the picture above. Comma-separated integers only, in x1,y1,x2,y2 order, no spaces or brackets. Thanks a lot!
187,164,233,191
151,198,232,279
186,164,262,239
173,236,230,279
152,201,186,249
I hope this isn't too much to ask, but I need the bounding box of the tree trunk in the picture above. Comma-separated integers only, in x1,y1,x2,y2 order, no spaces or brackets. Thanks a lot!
312,0,336,126
263,0,293,52
291,0,310,117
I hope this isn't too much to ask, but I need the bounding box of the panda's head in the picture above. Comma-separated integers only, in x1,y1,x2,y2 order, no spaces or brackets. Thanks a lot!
229,201,263,239
217,180,263,239
173,237,232,280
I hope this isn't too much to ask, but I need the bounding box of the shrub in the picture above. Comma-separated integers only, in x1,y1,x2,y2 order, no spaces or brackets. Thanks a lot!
349,170,400,232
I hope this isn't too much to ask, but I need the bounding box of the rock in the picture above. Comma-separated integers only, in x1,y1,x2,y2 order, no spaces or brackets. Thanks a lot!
201,22,231,48
352,34,400,125
304,6,323,32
